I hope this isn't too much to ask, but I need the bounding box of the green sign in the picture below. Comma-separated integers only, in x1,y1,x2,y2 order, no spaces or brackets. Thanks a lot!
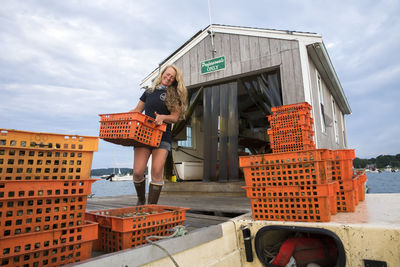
200,56,225,75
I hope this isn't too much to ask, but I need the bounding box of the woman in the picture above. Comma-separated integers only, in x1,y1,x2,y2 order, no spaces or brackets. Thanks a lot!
130,65,187,205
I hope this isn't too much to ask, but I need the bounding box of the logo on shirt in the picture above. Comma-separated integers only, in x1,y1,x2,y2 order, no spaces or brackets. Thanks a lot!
160,92,166,101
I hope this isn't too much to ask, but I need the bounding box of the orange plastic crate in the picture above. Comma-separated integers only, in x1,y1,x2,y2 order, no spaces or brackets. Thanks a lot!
243,183,337,198
239,150,332,186
268,128,314,146
249,195,332,222
330,149,355,181
243,181,338,215
353,171,367,202
95,220,183,253
336,190,356,212
99,112,167,147
85,205,189,252
0,241,93,267
268,110,313,130
271,143,316,154
0,222,98,265
0,129,98,181
0,179,96,238
339,177,360,205
334,171,366,212
357,172,367,201
271,102,312,115
240,149,332,167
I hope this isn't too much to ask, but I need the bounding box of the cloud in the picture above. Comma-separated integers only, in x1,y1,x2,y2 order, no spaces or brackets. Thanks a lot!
1,0,399,168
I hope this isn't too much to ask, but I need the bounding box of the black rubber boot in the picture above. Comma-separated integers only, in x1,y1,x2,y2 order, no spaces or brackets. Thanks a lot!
148,183,162,204
133,180,146,206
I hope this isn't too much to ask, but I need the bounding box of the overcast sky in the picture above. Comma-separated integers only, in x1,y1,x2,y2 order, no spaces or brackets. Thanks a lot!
1,0,399,169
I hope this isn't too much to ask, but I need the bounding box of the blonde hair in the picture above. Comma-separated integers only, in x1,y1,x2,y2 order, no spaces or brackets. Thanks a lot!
150,65,187,119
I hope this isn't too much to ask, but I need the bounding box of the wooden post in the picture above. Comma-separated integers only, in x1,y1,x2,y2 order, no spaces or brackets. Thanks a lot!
219,83,229,182
228,81,239,181
203,86,212,182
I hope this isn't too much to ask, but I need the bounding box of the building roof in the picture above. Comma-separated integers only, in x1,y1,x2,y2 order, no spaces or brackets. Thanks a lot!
307,42,351,114
140,24,323,87
140,24,351,114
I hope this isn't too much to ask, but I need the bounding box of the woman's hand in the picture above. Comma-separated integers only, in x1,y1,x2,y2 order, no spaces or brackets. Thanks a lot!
154,108,181,125
154,112,165,125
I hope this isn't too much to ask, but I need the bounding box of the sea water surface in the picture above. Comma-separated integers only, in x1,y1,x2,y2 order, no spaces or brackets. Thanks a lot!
90,171,400,197
364,171,400,193
90,178,139,197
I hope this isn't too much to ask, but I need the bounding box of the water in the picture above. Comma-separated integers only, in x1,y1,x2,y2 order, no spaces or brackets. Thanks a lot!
90,172,400,197
365,171,400,193
90,178,137,197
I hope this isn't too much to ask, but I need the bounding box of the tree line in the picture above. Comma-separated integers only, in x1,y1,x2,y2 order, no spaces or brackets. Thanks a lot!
353,154,400,169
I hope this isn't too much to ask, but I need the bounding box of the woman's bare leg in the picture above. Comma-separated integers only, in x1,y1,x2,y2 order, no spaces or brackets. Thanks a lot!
150,148,169,183
133,147,151,182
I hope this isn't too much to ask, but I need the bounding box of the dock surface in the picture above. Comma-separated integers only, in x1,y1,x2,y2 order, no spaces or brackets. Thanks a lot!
86,193,252,232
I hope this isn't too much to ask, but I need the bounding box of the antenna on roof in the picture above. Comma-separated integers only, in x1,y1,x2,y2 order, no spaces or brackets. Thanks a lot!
207,0,216,56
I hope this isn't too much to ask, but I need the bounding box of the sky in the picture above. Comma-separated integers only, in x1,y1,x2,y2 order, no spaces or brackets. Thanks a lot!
1,0,399,169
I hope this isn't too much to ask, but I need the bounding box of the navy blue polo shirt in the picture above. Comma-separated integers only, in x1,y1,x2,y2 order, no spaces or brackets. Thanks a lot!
140,88,172,144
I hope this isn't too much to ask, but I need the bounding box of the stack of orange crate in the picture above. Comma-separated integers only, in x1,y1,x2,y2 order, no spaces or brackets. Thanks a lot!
267,102,315,153
0,129,99,267
239,149,337,222
331,150,366,212
240,102,366,222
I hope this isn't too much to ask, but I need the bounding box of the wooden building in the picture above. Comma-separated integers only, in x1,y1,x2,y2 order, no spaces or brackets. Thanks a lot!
140,24,351,183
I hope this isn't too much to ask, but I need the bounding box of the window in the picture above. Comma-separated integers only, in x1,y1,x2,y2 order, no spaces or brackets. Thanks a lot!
178,127,192,148
341,113,347,147
317,72,326,133
332,97,339,143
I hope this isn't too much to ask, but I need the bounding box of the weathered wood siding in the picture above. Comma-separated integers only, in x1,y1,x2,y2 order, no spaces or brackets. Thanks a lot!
308,57,347,149
171,33,304,105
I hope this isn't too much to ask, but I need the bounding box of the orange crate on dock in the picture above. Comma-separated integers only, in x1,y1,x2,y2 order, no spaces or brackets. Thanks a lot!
271,102,312,115
336,190,356,212
249,194,332,222
0,222,98,267
243,181,339,215
85,205,189,253
270,143,316,154
268,110,313,130
337,171,366,207
330,149,355,181
267,103,315,153
239,149,333,186
355,171,367,201
99,112,166,147
335,171,364,212
268,128,314,146
0,129,98,181
0,179,96,238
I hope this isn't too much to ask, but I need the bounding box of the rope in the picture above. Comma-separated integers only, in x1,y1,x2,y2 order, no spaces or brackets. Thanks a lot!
145,225,188,267
263,241,283,259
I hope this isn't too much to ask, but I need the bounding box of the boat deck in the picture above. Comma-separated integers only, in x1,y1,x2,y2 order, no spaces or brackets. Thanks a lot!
81,194,400,267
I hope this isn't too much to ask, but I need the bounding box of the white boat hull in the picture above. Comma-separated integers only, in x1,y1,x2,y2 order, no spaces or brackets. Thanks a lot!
75,194,400,267
110,174,133,181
